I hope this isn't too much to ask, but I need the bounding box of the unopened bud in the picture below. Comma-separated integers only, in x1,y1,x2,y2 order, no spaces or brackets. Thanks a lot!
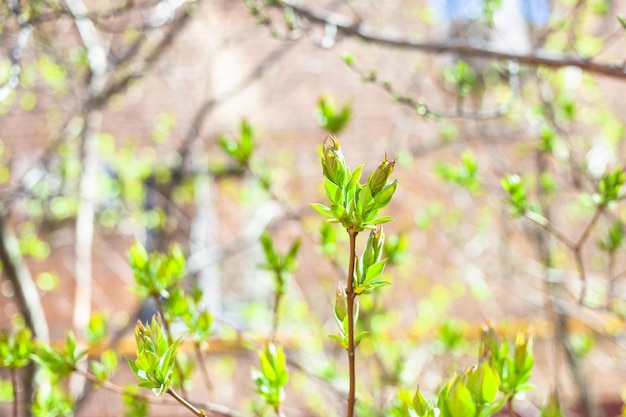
322,135,347,186
362,227,385,269
514,330,533,373
334,283,348,323
367,153,395,195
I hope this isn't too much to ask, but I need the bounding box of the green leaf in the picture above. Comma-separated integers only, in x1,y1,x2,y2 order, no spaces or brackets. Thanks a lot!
446,381,477,417
354,331,369,346
364,215,394,226
342,52,355,66
372,180,397,208
412,387,435,417
310,202,333,217
466,362,499,404
86,313,108,344
324,176,343,205
364,259,387,284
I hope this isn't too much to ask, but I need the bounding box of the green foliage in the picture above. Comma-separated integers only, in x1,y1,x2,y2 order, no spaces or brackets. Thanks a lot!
397,329,534,417
383,232,409,265
128,240,186,298
436,151,482,194
480,328,534,396
91,348,118,381
354,228,389,295
501,175,529,217
259,231,301,294
252,343,289,410
594,166,625,208
481,0,502,24
127,317,181,396
315,95,352,134
219,118,255,168
32,370,74,417
31,332,87,379
0,317,34,369
318,221,339,256
568,331,595,359
86,312,108,345
123,386,149,417
541,392,564,417
443,61,477,97
311,135,397,232
438,319,465,351
597,220,624,252
329,286,368,349
0,379,12,403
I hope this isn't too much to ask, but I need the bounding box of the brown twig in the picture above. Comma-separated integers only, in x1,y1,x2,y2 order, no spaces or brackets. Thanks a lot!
167,388,206,417
345,229,358,417
75,366,244,417
269,0,626,80
193,343,218,402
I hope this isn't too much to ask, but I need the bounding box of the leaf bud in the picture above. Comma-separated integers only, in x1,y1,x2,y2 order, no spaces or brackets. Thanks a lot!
367,153,395,196
333,283,348,324
322,135,347,187
362,227,384,269
514,330,533,373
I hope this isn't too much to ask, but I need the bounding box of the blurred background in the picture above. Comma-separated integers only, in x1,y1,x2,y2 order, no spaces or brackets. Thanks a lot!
1,0,626,416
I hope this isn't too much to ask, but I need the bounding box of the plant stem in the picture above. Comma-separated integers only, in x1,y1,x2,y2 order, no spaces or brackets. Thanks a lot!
346,229,358,417
507,396,514,417
74,367,243,417
10,368,18,417
193,343,217,402
167,388,206,416
270,274,283,344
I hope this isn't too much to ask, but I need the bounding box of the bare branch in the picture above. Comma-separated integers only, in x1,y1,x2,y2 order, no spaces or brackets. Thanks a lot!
270,0,626,80
0,208,49,342
0,3,32,103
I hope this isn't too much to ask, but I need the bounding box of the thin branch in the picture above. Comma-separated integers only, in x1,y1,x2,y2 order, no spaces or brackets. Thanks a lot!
345,59,519,120
177,39,299,166
193,344,218,402
270,0,626,80
0,209,49,342
94,2,198,109
74,367,245,417
167,388,206,417
573,207,603,303
345,229,358,417
0,1,32,103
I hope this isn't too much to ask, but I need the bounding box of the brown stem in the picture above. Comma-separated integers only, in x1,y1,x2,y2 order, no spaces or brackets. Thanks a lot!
193,343,218,402
167,388,206,417
75,367,242,417
346,229,358,417
574,207,603,303
270,0,626,80
606,252,616,310
507,396,514,417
